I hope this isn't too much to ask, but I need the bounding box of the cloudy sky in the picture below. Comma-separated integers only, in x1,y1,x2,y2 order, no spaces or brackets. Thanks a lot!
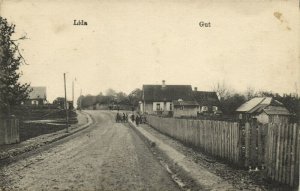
1,0,299,102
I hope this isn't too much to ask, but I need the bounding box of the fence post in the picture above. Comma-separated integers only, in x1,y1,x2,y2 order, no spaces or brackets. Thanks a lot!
266,123,272,177
282,123,288,183
286,124,292,185
245,122,250,168
251,120,258,169
290,123,299,187
257,124,263,168
296,124,300,189
236,122,241,165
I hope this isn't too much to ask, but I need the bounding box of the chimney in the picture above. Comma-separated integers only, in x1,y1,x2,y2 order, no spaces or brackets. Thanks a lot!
194,87,198,91
162,80,166,88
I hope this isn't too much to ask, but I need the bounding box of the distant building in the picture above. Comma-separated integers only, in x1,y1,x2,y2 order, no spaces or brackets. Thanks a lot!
192,88,222,116
236,97,290,124
140,80,199,117
94,103,110,110
24,87,47,106
172,100,199,117
53,97,65,108
53,97,74,110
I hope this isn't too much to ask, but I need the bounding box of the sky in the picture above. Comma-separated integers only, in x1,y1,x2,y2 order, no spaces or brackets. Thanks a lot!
1,0,299,103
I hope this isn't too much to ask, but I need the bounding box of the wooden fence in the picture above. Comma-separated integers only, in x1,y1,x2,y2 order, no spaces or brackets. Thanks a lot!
0,117,20,145
265,123,299,187
146,115,299,188
147,115,241,165
243,122,268,168
243,122,299,187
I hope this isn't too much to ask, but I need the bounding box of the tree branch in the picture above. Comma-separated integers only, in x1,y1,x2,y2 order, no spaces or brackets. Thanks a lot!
11,41,28,65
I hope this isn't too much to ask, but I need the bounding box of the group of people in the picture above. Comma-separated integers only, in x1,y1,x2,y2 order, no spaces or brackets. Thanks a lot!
115,112,128,123
115,112,147,126
131,114,147,126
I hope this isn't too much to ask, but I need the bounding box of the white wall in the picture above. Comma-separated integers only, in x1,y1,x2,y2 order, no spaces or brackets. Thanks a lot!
152,102,172,111
173,107,198,117
139,102,143,113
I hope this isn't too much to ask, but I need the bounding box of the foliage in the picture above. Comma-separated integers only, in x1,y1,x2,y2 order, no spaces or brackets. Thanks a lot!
277,94,300,116
220,93,246,115
80,94,96,108
77,89,132,109
212,82,300,120
116,92,129,104
0,17,31,115
128,88,142,107
77,88,143,109
218,86,300,120
53,97,65,108
105,88,116,97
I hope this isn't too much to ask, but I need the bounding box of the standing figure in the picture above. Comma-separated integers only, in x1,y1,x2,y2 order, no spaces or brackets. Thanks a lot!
115,113,119,123
136,115,140,126
122,113,126,123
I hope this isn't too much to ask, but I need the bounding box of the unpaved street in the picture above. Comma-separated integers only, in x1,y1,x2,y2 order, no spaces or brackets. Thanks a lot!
0,111,180,191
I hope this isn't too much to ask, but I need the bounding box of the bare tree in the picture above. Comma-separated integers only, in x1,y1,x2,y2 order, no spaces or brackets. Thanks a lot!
212,81,231,101
245,86,256,100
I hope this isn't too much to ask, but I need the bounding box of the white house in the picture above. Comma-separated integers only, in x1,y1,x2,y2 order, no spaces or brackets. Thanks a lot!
140,80,198,117
24,87,47,106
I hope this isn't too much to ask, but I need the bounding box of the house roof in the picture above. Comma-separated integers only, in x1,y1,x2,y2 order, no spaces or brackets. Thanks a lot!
143,85,194,102
263,106,290,115
236,97,268,112
28,87,47,100
236,97,287,115
173,100,199,106
193,91,220,106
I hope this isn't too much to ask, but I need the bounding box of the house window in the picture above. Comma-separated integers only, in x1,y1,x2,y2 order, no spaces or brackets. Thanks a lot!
180,106,184,110
212,106,218,111
170,103,173,111
201,106,208,112
156,103,161,111
31,100,38,105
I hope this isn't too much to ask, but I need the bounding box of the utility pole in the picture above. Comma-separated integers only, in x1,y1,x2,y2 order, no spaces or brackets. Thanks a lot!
79,89,82,110
64,73,69,132
72,80,74,108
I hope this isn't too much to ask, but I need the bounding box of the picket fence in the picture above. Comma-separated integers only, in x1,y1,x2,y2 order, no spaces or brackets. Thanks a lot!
146,115,299,188
265,123,299,187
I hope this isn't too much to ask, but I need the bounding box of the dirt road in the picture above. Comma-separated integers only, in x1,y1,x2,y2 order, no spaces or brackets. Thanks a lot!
0,110,180,191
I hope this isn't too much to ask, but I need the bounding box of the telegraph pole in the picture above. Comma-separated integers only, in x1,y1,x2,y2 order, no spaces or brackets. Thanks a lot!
64,73,69,132
72,80,74,108
79,89,82,110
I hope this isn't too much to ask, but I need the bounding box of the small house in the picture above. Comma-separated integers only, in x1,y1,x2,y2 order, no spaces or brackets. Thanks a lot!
24,87,47,106
172,100,199,117
193,88,222,116
140,80,199,117
236,97,290,124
